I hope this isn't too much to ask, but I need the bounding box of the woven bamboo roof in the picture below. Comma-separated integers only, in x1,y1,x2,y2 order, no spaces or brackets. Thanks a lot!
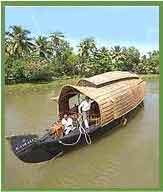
77,71,139,88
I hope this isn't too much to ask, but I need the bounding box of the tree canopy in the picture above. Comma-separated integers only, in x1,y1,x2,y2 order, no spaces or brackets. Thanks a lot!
5,25,159,84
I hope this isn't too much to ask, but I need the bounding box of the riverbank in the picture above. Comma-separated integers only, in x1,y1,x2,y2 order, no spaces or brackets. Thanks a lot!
5,74,159,95
5,76,80,95
139,74,159,80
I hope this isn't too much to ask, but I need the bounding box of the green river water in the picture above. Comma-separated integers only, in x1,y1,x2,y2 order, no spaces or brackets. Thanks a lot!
4,79,159,189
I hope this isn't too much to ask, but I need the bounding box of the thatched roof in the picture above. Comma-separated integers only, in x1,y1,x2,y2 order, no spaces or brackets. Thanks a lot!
58,72,145,126
77,71,139,88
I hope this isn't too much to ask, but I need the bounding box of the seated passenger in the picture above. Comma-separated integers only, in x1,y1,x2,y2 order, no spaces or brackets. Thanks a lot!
61,114,73,135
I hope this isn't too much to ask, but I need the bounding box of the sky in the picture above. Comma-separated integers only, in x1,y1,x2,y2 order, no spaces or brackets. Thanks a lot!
5,6,159,54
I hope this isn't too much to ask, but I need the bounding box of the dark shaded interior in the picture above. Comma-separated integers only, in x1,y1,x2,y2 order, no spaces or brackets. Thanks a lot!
58,86,101,125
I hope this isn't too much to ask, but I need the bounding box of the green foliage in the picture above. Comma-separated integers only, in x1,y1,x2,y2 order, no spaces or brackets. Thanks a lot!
5,25,160,84
23,58,54,81
34,36,52,60
5,25,34,59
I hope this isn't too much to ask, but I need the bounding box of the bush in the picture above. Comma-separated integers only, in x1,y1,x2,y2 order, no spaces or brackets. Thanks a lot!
24,59,54,81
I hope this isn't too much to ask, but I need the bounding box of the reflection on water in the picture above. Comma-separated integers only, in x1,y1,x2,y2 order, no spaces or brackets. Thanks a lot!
4,79,159,189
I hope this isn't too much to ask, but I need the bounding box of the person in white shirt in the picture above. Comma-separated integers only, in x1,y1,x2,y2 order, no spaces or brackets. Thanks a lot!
78,96,94,129
61,114,73,135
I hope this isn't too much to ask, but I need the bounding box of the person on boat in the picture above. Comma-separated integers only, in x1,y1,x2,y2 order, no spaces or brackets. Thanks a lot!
61,114,73,135
71,113,79,128
78,96,94,129
51,120,63,138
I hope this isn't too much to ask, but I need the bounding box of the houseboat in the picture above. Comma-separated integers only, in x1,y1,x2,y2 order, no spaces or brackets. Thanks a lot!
8,71,145,163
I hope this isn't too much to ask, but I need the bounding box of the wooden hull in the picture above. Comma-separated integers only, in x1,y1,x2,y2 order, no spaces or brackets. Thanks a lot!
8,101,144,163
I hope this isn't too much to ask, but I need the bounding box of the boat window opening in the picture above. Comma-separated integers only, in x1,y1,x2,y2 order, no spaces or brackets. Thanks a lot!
58,87,101,127
68,93,101,127
89,100,101,126
68,94,86,111
69,94,79,109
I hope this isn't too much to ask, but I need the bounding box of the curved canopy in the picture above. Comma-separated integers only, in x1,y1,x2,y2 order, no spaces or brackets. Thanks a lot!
58,85,101,119
77,71,139,88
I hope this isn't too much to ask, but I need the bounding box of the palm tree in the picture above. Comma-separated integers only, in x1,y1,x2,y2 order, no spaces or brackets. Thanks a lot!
5,25,34,58
78,37,97,76
49,31,64,56
110,46,126,61
79,37,96,59
110,46,127,70
5,37,13,57
35,36,52,59
50,31,64,46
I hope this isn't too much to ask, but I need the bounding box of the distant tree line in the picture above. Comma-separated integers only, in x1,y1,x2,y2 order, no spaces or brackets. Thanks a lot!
5,25,159,84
